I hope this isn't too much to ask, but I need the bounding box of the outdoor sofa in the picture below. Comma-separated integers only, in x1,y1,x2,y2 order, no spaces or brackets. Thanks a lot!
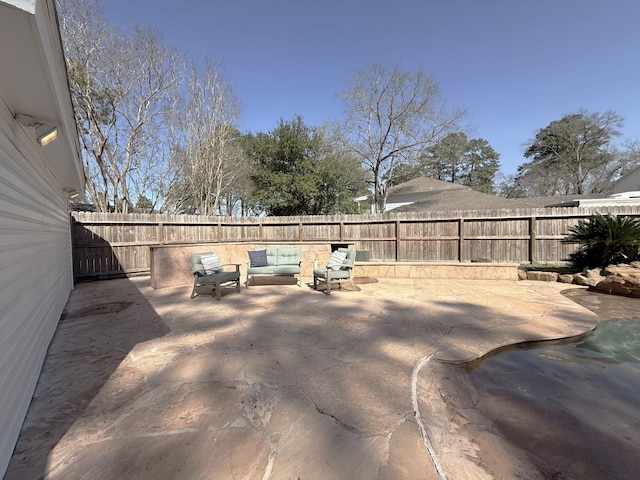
246,247,302,287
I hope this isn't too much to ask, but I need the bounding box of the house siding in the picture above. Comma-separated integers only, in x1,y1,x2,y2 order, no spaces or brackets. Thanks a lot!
385,192,436,212
613,169,640,194
0,106,74,475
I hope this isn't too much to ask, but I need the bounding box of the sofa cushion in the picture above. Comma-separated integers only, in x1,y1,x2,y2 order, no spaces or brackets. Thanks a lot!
273,265,301,275
265,248,279,266
248,249,268,267
247,265,275,275
275,247,301,266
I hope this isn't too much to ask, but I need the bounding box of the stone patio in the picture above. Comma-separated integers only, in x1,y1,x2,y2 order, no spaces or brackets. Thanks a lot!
4,275,612,479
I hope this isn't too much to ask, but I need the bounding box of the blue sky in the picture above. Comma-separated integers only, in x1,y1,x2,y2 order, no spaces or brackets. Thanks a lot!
102,0,640,176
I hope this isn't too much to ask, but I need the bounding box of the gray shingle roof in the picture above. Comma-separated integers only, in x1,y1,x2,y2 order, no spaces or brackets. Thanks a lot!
389,189,535,213
381,177,609,213
387,176,467,195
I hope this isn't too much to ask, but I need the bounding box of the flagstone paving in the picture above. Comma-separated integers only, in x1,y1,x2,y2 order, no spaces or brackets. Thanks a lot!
5,276,605,480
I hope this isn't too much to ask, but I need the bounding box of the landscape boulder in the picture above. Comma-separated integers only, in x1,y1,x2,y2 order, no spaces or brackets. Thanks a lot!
572,269,604,287
526,271,558,282
557,274,575,284
592,262,640,298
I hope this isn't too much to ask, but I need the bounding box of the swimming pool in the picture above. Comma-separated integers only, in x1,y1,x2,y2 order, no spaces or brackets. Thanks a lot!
467,314,640,479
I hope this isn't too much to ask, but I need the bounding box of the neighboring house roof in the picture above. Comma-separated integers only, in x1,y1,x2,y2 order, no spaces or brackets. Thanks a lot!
387,176,468,195
389,188,535,213
370,177,618,214
380,177,532,213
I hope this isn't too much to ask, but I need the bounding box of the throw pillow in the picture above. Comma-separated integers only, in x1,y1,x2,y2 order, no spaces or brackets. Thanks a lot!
248,249,268,267
325,250,347,270
200,253,223,274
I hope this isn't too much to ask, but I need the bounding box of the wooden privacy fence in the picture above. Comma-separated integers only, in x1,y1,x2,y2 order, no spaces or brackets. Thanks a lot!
71,206,640,280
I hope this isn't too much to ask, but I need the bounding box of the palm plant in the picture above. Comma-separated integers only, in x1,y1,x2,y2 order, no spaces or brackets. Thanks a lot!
563,213,640,270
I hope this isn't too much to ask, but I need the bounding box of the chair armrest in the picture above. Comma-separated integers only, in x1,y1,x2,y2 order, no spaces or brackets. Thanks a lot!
221,263,241,272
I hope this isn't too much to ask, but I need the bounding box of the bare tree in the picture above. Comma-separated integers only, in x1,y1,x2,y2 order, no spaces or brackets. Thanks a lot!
58,0,183,212
164,60,244,216
338,62,466,212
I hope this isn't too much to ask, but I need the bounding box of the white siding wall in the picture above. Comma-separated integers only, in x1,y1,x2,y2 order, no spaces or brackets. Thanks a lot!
360,192,432,213
385,192,431,212
0,106,74,474
613,169,640,194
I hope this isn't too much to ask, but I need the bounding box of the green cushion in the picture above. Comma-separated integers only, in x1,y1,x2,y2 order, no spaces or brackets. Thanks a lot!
337,248,355,267
313,268,350,280
197,270,239,284
273,265,301,274
247,266,276,275
276,247,301,266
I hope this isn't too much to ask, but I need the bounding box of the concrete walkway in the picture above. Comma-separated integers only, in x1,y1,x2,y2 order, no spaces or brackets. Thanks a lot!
5,276,603,480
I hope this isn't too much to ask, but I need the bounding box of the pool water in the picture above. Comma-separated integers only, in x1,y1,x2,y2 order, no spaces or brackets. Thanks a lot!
574,317,640,363
467,317,640,479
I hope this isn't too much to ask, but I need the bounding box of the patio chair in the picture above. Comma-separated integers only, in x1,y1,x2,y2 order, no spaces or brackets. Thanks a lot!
190,252,241,301
313,248,356,295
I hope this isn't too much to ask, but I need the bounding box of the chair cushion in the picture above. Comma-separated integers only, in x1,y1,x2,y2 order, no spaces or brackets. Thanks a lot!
201,253,223,274
198,270,239,284
190,252,212,273
219,270,240,283
326,250,347,270
314,268,350,280
337,248,355,267
248,249,268,267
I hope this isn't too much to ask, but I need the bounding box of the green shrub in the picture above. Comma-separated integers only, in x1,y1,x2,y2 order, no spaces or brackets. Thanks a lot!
563,213,640,270
518,263,579,274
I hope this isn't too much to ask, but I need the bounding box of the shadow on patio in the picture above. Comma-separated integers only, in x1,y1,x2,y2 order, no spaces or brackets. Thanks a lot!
5,275,623,480
4,277,170,480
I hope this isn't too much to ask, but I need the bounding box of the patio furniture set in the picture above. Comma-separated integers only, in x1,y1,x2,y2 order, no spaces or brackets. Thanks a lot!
190,247,356,300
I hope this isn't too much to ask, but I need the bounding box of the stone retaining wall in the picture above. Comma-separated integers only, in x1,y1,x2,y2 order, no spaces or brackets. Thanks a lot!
150,243,521,289
150,242,350,289
353,262,520,281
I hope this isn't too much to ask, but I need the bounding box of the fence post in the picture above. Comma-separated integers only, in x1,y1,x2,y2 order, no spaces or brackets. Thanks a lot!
395,220,400,261
157,222,164,245
529,216,537,263
458,218,464,261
